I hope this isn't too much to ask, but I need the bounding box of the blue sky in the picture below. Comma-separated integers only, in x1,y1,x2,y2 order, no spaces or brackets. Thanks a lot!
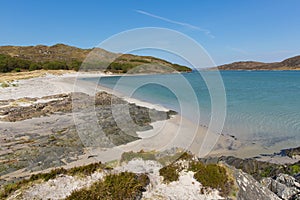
1,0,300,65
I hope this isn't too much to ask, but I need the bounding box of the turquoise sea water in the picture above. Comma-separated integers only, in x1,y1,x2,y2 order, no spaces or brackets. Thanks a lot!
83,71,300,148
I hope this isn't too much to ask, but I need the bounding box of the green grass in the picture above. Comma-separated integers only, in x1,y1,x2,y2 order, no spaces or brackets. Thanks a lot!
192,163,233,196
120,150,156,163
159,164,181,183
67,162,108,176
0,179,33,199
29,162,105,182
178,151,194,161
260,166,274,178
290,164,300,174
129,59,151,63
188,160,205,172
65,172,149,200
159,152,235,197
29,168,68,182
159,152,196,183
0,162,105,199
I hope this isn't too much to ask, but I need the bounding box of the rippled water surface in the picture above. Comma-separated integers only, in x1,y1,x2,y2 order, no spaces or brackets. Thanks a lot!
83,71,300,148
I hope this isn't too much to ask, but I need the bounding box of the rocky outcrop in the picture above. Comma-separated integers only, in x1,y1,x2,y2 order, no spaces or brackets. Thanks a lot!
0,94,72,122
0,92,176,177
235,169,281,200
261,174,300,200
2,151,299,200
0,92,175,123
280,147,300,158
200,154,300,199
200,156,300,182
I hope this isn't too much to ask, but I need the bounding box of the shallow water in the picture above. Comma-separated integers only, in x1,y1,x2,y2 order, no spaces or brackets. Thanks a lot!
82,71,300,148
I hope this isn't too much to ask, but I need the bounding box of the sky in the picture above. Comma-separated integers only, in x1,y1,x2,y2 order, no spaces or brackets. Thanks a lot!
1,0,300,66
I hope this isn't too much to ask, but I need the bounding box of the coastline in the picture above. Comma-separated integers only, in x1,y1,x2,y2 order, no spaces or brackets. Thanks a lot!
1,71,298,158
0,71,299,180
53,73,300,160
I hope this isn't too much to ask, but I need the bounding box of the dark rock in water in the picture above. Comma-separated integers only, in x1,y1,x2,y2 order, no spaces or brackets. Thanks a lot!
280,147,300,158
261,173,300,200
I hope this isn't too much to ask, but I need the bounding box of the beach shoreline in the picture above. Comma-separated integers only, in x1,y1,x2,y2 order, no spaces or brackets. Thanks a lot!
0,71,299,180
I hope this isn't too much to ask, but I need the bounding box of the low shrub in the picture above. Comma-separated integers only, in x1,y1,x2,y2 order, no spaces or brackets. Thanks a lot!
160,152,234,197
159,164,180,183
0,162,105,199
67,162,106,176
290,164,300,175
193,164,232,196
65,172,149,200
14,68,21,72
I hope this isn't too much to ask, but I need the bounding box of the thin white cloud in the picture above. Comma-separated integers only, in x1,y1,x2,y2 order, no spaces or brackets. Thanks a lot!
135,9,214,38
227,46,250,55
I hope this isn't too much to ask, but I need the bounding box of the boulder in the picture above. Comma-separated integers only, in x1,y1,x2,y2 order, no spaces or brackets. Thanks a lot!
261,174,300,200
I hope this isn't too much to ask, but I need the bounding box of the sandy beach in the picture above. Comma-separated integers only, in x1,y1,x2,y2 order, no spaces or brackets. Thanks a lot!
0,71,298,180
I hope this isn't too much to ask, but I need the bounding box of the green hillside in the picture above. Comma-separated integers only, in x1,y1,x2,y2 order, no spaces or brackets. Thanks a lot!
0,44,191,73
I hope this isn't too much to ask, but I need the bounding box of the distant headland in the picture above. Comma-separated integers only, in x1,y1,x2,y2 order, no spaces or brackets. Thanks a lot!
0,44,192,74
213,55,300,71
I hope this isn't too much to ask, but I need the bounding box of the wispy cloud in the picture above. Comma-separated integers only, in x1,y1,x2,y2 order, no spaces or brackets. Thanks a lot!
135,9,214,38
227,46,250,55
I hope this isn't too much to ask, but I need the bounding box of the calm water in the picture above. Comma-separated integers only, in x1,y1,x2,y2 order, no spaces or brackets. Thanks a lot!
83,71,300,148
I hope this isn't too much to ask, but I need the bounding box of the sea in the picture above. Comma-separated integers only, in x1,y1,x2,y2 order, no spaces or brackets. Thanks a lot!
82,71,300,149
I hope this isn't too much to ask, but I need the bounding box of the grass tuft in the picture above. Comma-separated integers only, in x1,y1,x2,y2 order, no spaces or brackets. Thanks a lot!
120,150,156,163
65,172,149,200
159,164,180,183
159,152,235,197
0,162,105,199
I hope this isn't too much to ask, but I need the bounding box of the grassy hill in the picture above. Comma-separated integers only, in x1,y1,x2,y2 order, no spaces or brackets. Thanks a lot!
0,44,191,73
214,56,300,71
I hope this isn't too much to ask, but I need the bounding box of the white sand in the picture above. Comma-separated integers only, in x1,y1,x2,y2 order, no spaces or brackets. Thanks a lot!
11,159,223,200
2,71,297,182
0,72,284,164
9,171,105,200
115,159,223,200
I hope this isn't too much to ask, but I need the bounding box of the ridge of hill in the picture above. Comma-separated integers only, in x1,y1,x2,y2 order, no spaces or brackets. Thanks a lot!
215,56,300,70
0,44,191,73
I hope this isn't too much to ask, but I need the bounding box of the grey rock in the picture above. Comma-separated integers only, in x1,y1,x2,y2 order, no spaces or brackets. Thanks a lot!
234,169,281,200
261,174,300,200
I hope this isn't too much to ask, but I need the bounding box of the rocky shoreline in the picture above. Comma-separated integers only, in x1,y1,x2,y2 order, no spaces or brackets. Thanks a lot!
0,72,299,199
0,91,175,180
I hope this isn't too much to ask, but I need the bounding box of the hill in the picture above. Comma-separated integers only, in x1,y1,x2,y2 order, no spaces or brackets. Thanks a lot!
0,44,192,73
215,55,300,70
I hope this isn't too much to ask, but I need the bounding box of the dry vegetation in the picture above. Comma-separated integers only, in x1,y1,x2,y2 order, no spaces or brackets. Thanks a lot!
65,172,149,200
159,152,236,197
0,162,106,199
0,69,73,83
